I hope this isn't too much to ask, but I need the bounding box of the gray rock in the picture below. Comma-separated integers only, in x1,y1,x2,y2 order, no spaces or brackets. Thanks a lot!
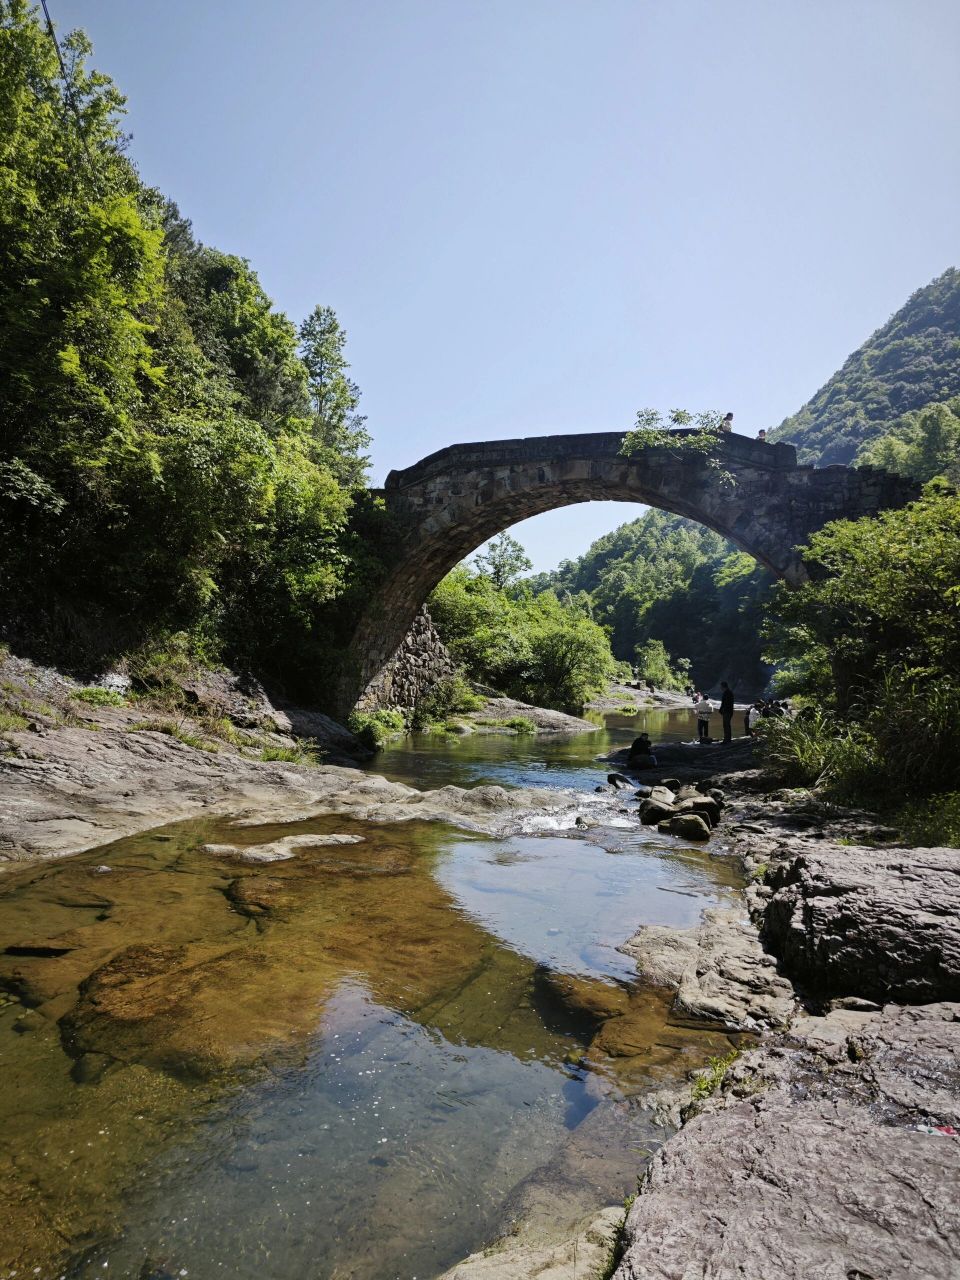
761,844,960,1002
676,797,719,826
607,773,635,789
620,909,795,1030
660,813,712,842
648,785,677,806
614,1003,960,1280
639,799,676,825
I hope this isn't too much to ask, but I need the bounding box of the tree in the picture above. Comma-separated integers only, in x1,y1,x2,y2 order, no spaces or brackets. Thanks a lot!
856,397,960,485
298,305,370,489
472,532,533,589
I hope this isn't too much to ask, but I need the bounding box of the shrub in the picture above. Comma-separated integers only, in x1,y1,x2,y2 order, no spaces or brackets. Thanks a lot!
898,792,960,848
260,744,321,766
0,710,28,734
411,673,483,728
72,687,126,707
348,708,406,751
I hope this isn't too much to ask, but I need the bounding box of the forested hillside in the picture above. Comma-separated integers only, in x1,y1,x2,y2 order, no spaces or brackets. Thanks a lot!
527,511,775,694
768,268,960,464
0,2,382,696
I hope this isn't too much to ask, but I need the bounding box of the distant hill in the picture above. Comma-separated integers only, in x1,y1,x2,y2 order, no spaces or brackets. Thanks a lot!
769,268,960,464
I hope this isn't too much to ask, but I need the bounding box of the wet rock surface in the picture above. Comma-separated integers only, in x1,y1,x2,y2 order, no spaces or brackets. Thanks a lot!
615,1002,960,1280
0,722,621,863
439,1205,622,1279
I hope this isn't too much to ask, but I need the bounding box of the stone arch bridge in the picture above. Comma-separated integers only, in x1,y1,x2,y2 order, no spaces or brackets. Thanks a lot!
335,431,917,715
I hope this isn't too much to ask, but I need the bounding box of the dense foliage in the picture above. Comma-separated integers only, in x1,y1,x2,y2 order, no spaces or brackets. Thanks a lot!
428,564,619,711
768,268,960,465
760,485,960,828
855,396,960,484
528,510,775,694
0,2,380,694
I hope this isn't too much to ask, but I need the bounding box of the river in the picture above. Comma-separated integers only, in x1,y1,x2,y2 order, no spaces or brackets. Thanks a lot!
0,707,744,1279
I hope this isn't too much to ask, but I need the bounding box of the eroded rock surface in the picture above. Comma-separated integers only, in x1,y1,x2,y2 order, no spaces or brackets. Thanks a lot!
440,1206,622,1280
760,843,960,1003
0,724,618,863
620,908,795,1030
614,1002,960,1280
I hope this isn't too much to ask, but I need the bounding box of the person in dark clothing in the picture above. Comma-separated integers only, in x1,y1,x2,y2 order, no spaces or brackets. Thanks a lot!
719,681,735,744
628,732,657,768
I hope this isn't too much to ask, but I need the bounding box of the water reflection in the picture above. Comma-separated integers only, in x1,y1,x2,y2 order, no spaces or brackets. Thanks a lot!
376,706,699,793
0,718,740,1280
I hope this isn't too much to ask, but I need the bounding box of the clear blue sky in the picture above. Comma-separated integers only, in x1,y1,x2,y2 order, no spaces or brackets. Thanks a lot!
57,0,960,571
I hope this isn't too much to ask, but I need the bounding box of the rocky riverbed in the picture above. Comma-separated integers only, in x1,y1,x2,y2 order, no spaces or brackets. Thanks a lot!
3,651,958,1278
445,742,960,1280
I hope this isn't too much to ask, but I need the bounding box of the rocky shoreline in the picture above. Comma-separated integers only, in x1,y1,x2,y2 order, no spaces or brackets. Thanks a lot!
445,741,960,1280
3,652,958,1278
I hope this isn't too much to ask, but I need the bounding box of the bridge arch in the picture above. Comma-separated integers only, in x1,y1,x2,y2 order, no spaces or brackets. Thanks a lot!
336,431,917,714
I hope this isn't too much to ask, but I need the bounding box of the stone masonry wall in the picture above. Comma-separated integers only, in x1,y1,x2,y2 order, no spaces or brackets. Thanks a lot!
354,605,457,713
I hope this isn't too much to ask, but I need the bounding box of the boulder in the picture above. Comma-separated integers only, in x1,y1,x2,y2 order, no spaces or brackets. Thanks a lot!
620,908,795,1029
639,799,676,825
676,797,720,827
648,785,677,806
659,813,711,842
607,772,635,789
762,844,960,1003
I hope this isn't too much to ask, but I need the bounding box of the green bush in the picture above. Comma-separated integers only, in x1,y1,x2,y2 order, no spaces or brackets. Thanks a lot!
428,566,617,711
72,687,126,707
260,743,321,766
348,708,407,751
411,673,483,728
898,792,960,848
633,639,690,691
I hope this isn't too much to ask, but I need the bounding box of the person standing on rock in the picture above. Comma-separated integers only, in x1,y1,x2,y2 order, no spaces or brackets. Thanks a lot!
693,692,713,743
720,412,734,432
719,681,735,744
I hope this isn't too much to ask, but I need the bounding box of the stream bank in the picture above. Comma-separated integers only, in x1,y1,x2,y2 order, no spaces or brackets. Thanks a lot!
2,648,958,1278
444,745,960,1280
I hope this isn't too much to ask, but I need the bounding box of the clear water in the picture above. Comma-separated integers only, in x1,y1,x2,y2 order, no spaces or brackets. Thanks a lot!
376,706,699,794
0,706,743,1280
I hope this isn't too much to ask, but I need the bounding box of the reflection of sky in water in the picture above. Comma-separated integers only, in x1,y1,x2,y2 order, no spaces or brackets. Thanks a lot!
438,833,737,981
377,707,699,794
73,982,614,1280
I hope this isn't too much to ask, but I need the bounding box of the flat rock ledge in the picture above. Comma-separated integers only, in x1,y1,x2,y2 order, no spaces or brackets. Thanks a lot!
615,1001,960,1280
619,908,796,1031
0,722,622,863
440,1206,623,1280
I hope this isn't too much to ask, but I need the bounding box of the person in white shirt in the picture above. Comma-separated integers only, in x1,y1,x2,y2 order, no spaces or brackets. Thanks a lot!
693,693,713,743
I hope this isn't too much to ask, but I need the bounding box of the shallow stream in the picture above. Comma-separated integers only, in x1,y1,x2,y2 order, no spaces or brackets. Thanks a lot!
0,707,744,1279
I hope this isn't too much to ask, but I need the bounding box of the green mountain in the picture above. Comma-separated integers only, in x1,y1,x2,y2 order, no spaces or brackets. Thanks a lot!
530,510,776,694
768,268,960,464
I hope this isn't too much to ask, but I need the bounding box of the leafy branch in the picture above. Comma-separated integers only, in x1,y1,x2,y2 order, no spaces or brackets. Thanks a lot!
620,408,735,485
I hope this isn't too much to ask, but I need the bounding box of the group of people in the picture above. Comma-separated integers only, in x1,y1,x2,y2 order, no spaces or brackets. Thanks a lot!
745,698,791,735
626,688,793,767
689,682,737,744
686,686,792,743
717,412,768,443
